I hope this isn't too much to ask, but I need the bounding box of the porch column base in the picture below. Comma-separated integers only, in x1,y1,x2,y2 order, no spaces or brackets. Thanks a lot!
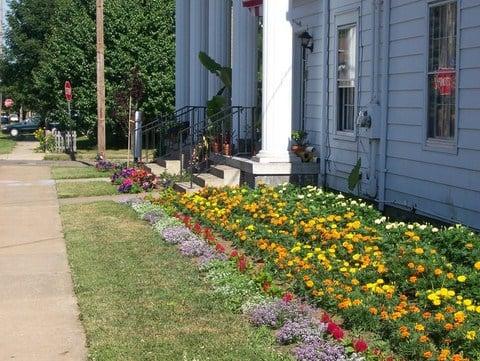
252,150,300,163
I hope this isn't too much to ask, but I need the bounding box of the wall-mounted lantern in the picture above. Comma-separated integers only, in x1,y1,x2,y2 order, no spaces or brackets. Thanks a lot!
299,31,314,52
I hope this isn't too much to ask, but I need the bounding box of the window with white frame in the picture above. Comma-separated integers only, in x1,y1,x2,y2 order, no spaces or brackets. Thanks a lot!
427,1,457,140
337,25,357,132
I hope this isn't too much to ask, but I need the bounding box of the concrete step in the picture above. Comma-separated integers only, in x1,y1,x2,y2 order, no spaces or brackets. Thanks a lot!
156,159,181,175
143,163,166,176
192,173,225,188
173,181,203,194
210,165,240,186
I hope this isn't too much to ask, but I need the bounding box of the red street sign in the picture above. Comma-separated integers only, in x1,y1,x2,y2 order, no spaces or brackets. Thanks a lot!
64,81,73,102
434,68,455,96
4,98,14,108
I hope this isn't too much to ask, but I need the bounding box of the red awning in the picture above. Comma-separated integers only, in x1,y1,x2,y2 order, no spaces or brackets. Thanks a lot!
242,0,263,16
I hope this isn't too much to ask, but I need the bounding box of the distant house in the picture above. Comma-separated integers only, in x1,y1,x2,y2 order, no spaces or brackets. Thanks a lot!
172,0,480,230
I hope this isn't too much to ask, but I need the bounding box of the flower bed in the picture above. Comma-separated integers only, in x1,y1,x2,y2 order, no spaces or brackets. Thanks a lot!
147,185,480,361
127,199,392,361
111,167,157,193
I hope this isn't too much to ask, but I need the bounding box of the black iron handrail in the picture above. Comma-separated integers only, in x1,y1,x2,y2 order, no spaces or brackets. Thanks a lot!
178,106,260,189
141,106,206,162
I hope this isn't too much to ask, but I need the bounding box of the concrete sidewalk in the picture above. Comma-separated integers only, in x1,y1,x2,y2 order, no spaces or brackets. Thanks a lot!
0,165,87,360
0,140,44,161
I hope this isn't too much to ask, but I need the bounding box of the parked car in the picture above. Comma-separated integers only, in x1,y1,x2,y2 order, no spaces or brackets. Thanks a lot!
9,113,19,122
0,114,9,125
1,116,41,137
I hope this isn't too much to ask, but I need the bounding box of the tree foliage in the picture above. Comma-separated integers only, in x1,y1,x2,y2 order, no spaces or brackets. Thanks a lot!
1,0,175,145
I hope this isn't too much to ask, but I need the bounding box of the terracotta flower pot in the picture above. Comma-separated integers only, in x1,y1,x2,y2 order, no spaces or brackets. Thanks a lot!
212,141,221,154
291,145,305,154
223,143,231,156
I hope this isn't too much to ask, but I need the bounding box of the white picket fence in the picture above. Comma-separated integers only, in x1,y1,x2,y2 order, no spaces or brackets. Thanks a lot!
52,130,77,153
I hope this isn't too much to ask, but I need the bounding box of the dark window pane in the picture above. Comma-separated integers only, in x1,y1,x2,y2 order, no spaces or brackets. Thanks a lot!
337,25,356,132
428,2,457,139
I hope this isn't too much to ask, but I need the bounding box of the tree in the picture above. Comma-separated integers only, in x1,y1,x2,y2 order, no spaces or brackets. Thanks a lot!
1,0,58,112
2,0,176,147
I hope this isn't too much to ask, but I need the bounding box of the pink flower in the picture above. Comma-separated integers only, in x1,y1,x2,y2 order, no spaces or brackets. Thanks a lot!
282,292,294,303
230,250,239,258
321,312,332,323
353,339,368,353
327,322,344,340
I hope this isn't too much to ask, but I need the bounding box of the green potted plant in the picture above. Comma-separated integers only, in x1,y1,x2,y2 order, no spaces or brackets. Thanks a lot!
291,130,308,154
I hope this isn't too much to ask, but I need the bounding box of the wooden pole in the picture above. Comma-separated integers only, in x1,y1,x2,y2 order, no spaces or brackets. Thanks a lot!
96,0,106,158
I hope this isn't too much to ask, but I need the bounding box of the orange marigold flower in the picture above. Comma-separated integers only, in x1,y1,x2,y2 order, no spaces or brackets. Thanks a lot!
407,262,415,269
420,335,429,343
409,275,418,283
399,326,410,338
369,307,378,315
423,351,433,359
423,312,432,319
417,265,425,273
434,268,443,276
444,323,454,331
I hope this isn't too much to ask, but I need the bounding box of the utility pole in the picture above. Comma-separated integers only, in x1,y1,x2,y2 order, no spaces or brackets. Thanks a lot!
96,0,106,158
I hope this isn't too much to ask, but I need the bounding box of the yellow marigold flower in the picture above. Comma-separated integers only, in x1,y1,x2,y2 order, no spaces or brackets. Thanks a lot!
305,280,314,288
457,275,467,282
415,323,425,332
407,262,415,269
463,299,472,307
466,331,476,340
475,261,480,270
414,247,424,255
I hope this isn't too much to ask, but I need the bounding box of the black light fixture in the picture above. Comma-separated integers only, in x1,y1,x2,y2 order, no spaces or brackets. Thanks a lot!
299,31,314,52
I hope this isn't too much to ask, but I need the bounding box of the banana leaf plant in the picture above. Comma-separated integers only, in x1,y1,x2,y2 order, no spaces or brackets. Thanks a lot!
198,51,232,141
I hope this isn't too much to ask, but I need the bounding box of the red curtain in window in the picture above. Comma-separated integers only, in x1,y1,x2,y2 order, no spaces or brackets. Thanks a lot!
242,0,263,16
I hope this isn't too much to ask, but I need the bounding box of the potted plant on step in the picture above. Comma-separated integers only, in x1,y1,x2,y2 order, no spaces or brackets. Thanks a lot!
291,130,308,154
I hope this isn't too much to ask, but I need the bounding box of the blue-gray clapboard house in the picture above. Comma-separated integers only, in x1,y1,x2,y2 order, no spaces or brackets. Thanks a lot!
172,0,479,230
287,0,480,230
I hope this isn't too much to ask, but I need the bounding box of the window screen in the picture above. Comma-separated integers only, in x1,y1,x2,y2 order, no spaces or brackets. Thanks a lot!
337,25,356,132
427,2,457,139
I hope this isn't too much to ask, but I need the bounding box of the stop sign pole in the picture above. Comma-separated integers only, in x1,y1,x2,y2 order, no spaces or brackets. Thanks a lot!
64,81,75,158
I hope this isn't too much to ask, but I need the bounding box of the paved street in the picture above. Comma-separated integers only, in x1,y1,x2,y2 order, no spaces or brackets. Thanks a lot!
0,143,87,360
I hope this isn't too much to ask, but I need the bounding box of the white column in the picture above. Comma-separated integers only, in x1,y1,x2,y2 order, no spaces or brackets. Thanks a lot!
232,0,257,108
189,0,209,107
232,0,258,142
208,0,231,99
175,0,190,109
253,0,294,163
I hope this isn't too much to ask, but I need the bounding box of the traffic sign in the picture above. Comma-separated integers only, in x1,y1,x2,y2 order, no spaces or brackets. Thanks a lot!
4,98,14,108
65,81,73,102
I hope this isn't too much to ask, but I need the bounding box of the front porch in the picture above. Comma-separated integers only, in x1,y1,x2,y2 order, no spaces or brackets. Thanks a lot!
157,0,316,190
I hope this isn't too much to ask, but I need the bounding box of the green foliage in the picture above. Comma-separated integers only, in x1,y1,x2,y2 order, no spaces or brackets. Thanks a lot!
1,0,175,146
348,158,362,192
198,51,232,119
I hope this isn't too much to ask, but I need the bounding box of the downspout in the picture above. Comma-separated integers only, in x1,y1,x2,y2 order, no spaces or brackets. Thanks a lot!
320,0,330,188
378,0,391,211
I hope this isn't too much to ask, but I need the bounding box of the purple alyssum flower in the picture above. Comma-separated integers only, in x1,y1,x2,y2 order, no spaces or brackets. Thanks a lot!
161,226,194,245
178,237,211,257
246,299,315,328
276,318,326,345
294,339,348,361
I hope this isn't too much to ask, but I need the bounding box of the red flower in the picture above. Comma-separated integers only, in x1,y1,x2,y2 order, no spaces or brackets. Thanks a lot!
282,292,294,303
215,243,226,253
321,312,332,323
193,223,202,234
353,339,368,353
327,322,344,340
237,257,247,272
262,282,271,292
230,250,239,258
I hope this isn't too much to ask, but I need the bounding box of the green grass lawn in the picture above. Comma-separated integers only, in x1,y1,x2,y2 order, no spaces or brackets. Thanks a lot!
0,133,16,154
60,201,291,361
56,181,118,198
51,166,114,180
